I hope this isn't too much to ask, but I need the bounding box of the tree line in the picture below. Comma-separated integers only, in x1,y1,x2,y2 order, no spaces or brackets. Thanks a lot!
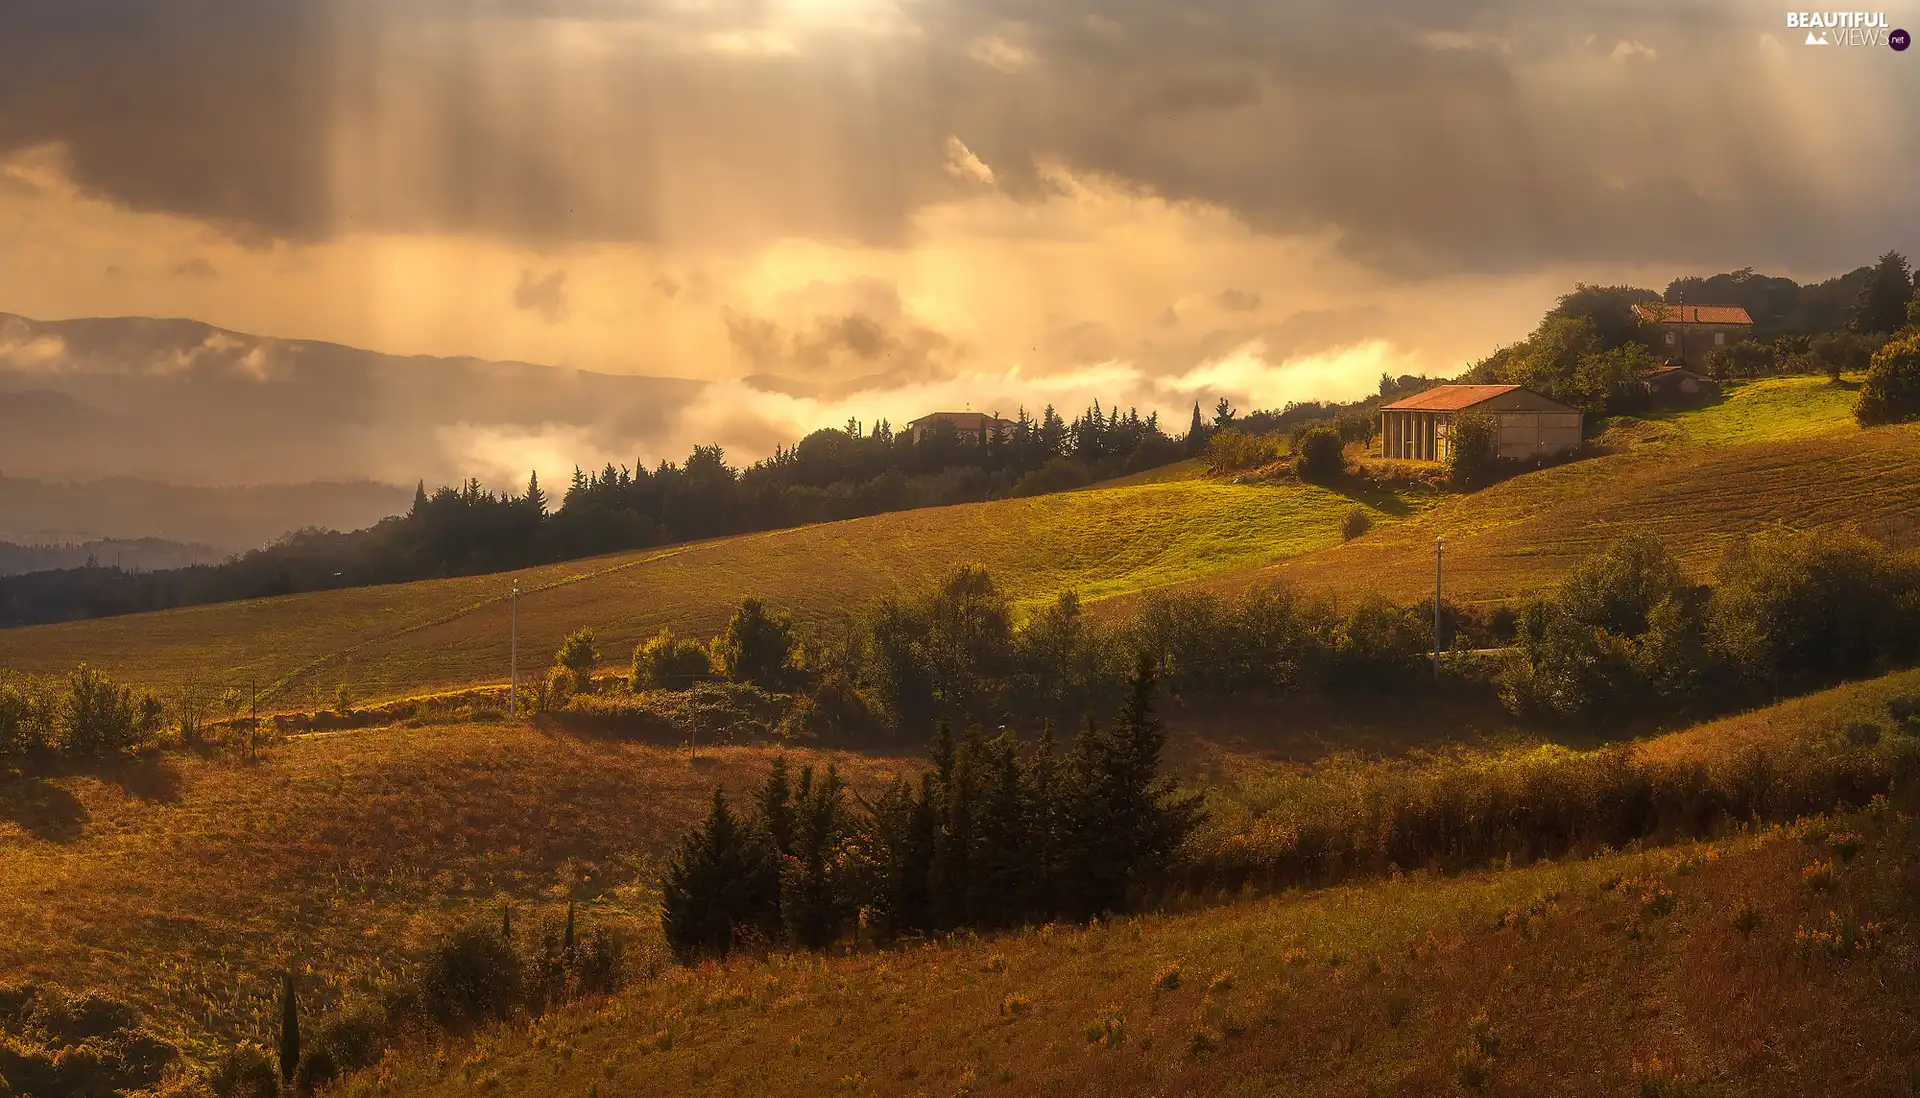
0,401,1185,628
661,657,1202,961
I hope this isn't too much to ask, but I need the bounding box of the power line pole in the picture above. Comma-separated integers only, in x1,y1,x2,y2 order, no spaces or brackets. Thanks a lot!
508,582,519,718
1433,537,1444,681
249,676,258,762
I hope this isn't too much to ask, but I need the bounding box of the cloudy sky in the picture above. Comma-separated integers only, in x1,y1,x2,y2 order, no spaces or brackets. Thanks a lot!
1,0,1915,487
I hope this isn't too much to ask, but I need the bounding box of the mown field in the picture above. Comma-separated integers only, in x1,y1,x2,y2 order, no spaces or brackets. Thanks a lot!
3,665,1916,1087
0,375,1910,708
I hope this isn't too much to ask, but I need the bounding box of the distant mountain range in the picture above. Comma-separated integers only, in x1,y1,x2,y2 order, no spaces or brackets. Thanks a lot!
0,475,411,557
0,311,704,488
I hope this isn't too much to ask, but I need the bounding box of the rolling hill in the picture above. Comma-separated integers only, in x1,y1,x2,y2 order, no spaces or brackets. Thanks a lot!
0,375,1912,709
3,667,1914,1090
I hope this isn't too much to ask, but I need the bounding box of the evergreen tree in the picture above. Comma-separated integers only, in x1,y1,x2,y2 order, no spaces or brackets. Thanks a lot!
1851,250,1915,335
1185,402,1209,456
969,731,1030,928
1062,657,1204,917
783,764,849,949
1022,721,1065,919
661,789,781,961
926,722,974,929
278,969,299,1086
757,755,797,858
524,470,548,517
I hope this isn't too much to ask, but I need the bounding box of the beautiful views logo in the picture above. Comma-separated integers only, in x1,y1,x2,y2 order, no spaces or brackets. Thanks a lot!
1787,11,1894,45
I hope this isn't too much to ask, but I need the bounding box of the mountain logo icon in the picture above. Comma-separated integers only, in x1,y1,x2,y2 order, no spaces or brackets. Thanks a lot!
1805,29,1831,44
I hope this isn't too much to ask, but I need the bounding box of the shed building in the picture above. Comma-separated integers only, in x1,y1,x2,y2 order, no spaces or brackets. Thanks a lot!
1379,385,1583,462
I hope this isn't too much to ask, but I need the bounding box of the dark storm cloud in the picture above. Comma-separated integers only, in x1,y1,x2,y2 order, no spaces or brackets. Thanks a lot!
2,0,1913,275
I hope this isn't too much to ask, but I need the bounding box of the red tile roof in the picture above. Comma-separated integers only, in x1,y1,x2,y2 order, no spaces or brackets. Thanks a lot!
1632,303,1754,326
906,411,1014,430
1382,384,1523,411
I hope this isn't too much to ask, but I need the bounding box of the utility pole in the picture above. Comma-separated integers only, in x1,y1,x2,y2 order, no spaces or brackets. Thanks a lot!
1433,537,1444,681
508,582,519,718
249,677,258,762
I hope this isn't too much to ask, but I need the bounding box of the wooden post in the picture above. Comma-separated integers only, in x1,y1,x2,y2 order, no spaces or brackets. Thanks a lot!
1433,538,1444,681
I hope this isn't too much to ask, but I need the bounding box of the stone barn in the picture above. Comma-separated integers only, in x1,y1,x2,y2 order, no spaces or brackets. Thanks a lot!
1379,384,1584,462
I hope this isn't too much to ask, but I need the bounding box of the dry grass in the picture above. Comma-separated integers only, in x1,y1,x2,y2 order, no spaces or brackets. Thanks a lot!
347,802,1920,1098
3,667,1914,1084
0,474,1425,707
0,724,911,1062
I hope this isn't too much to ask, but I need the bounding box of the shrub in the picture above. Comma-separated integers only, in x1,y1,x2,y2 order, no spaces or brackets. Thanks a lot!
1340,506,1372,541
631,628,713,692
555,628,601,693
1293,426,1345,483
421,922,525,1031
1011,457,1094,497
1855,330,1920,426
1444,410,1500,488
712,597,796,690
207,1044,279,1098
1203,429,1289,474
60,665,163,753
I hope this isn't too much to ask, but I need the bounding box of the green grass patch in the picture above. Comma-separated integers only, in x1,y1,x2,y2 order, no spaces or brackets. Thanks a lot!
1653,375,1860,446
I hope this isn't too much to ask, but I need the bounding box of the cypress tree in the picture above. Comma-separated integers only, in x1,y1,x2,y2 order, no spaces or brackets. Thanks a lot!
1185,402,1209,455
278,968,299,1086
661,788,781,962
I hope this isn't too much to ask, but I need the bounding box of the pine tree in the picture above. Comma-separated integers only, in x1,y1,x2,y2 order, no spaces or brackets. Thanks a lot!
1851,250,1915,335
661,789,781,962
757,755,797,858
278,968,300,1086
969,731,1030,928
783,764,849,950
1022,721,1064,919
525,470,548,517
410,480,429,518
926,722,973,929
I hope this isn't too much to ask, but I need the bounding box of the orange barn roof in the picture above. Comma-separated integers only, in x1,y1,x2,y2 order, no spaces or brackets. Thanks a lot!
1632,303,1754,325
1382,384,1525,411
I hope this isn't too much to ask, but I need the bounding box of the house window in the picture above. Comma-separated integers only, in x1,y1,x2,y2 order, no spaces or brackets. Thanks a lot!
1665,332,1675,345
1713,332,1725,346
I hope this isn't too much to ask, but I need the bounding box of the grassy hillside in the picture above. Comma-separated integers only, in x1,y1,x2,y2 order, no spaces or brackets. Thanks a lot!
0,376,1911,706
0,476,1427,706
1207,389,1919,607
354,807,1920,1098
4,667,1915,1083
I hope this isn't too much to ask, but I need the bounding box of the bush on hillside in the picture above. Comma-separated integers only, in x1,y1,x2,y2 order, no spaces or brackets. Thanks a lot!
1203,429,1289,474
0,667,162,757
420,922,524,1031
630,628,713,692
712,597,796,691
1855,331,1920,426
557,681,789,745
1011,457,1095,497
1444,411,1500,488
1340,506,1372,541
554,628,600,693
1292,426,1345,484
